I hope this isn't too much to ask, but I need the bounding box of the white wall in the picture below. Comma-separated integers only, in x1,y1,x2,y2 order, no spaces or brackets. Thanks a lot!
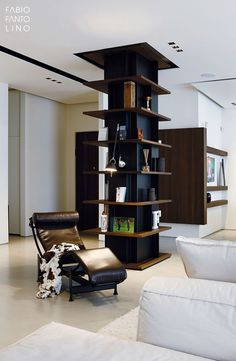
0,83,9,244
20,93,66,236
198,92,222,148
198,92,225,237
159,87,226,238
64,100,99,211
159,84,199,129
159,85,200,238
8,90,20,234
221,109,236,229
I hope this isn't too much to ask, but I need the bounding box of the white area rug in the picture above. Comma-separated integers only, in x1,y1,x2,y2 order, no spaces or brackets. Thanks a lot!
98,307,139,341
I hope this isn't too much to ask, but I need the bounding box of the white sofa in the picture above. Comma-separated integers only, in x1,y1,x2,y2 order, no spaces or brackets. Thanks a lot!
1,236,236,361
138,276,236,361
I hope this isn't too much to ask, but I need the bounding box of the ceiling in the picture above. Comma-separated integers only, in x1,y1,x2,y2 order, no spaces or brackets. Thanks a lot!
1,0,236,106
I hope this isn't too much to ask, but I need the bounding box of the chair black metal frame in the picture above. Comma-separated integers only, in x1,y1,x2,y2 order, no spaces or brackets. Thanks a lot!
29,212,127,301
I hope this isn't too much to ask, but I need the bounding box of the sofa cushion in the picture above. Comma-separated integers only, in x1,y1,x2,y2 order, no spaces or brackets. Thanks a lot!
176,236,236,282
0,322,212,361
137,277,236,361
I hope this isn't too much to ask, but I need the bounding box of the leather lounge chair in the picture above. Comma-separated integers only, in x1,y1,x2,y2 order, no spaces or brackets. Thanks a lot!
29,212,127,301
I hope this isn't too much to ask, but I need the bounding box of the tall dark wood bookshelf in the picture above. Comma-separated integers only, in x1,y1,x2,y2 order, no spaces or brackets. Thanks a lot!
75,42,177,270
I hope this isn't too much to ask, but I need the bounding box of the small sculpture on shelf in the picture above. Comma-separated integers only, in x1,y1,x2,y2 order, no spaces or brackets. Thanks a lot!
137,128,143,140
145,96,152,111
118,155,126,168
142,148,150,172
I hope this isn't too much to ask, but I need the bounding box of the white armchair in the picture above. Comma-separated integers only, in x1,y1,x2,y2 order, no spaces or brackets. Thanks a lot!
137,236,236,361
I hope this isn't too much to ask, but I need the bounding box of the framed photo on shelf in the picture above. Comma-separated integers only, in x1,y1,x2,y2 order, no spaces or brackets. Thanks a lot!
110,217,135,233
207,155,217,186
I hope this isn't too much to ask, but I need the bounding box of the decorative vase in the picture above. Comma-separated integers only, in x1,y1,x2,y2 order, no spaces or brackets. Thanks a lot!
157,157,166,172
142,148,150,172
101,212,108,232
148,188,156,201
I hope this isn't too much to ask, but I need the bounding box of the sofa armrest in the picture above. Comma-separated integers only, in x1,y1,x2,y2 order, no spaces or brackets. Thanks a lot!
137,277,236,361
0,322,213,361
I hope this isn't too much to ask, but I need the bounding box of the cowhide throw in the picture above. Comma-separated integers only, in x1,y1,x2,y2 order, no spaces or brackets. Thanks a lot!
37,243,80,299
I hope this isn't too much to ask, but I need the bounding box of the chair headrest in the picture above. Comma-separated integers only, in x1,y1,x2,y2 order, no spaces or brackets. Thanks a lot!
32,212,79,229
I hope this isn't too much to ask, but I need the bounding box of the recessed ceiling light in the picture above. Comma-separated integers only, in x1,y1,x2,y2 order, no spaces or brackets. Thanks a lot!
231,102,236,106
168,42,183,52
45,77,62,84
200,73,216,78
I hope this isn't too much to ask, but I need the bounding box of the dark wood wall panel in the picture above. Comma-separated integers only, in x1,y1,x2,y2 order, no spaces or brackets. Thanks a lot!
159,128,207,225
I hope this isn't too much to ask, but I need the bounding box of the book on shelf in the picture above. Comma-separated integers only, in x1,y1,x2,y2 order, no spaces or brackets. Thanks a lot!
119,125,127,140
98,127,108,141
124,81,135,108
116,187,126,202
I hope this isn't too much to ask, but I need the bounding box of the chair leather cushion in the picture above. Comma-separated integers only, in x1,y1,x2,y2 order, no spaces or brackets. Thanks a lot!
65,248,127,285
37,226,85,251
32,212,79,228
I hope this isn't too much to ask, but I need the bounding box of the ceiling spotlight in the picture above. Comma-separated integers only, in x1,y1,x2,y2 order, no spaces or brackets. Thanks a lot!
45,77,62,84
231,102,236,106
168,42,183,52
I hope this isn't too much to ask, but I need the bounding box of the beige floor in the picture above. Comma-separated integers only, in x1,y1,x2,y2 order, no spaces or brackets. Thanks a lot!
0,230,235,348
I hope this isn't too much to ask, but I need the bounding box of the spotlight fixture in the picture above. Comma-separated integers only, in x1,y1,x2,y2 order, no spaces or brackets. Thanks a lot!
45,77,63,84
168,42,183,53
231,102,236,106
105,124,119,176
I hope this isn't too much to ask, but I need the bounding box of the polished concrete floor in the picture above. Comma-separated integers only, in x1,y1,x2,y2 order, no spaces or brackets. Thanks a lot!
0,230,235,348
